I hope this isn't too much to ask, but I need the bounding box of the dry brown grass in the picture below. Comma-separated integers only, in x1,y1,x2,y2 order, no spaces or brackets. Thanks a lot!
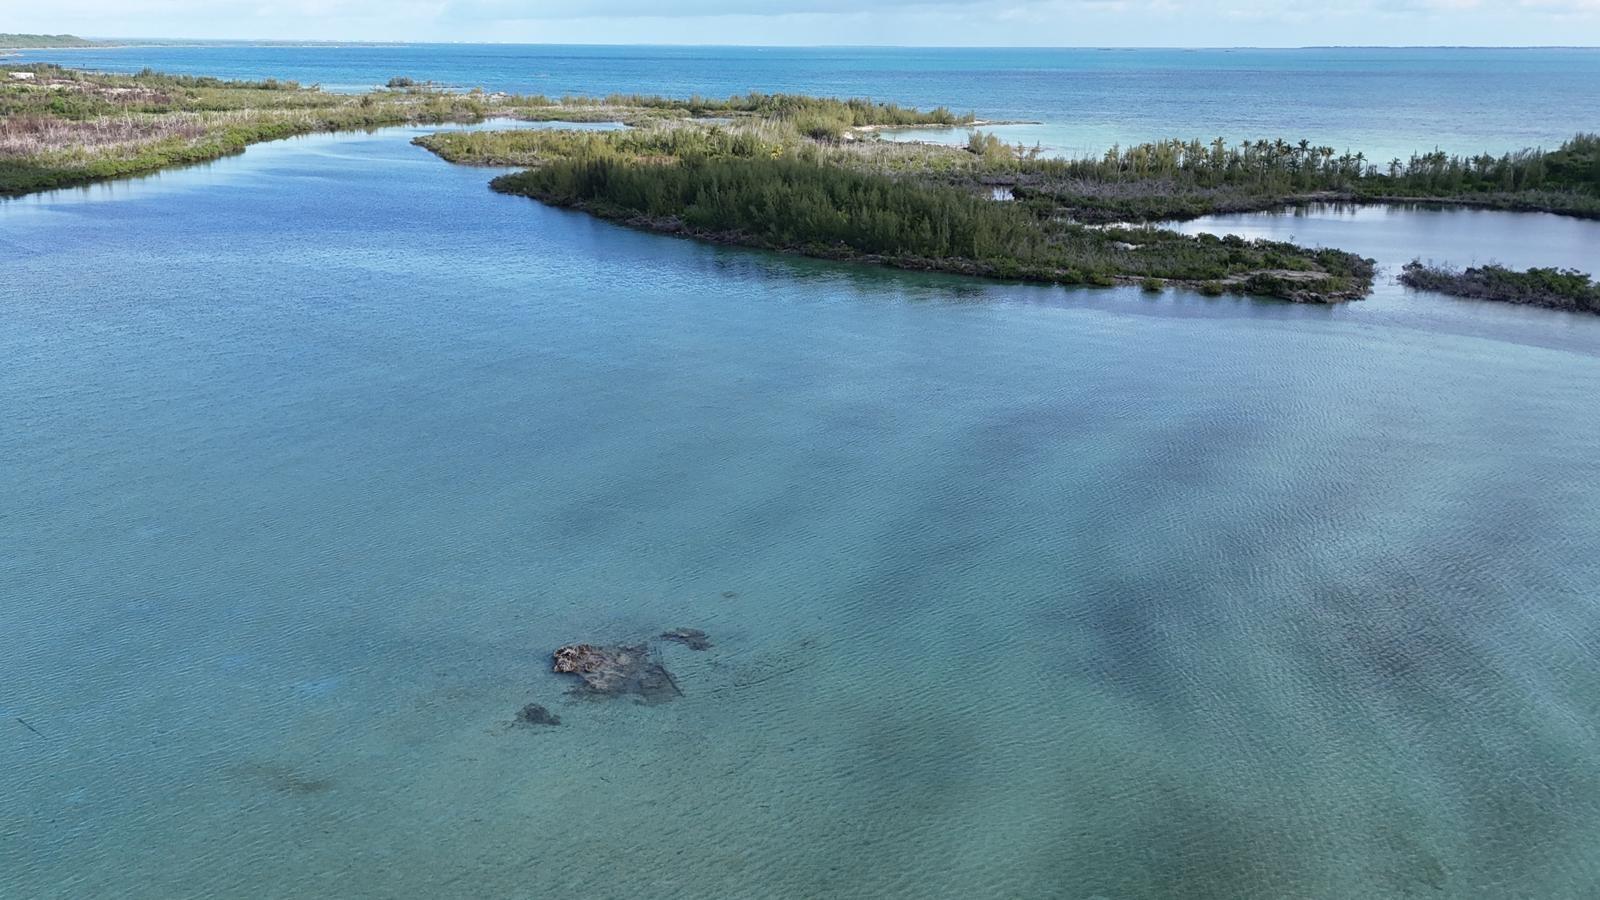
0,113,205,156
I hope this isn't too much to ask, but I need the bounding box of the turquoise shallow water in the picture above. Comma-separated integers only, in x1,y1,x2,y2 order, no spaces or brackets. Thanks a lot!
4,121,1600,897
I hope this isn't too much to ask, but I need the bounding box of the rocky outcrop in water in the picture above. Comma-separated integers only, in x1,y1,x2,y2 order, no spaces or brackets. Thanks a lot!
552,643,682,702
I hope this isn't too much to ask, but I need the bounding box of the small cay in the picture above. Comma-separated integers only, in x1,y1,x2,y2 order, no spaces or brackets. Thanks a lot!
1400,260,1599,314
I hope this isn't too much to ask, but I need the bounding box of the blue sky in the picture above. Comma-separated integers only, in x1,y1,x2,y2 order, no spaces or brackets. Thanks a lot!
11,0,1600,46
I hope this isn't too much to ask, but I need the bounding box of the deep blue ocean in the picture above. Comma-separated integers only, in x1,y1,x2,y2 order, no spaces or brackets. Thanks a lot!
4,46,1600,899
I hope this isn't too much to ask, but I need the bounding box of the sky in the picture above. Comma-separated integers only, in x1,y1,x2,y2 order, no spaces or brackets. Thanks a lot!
7,0,1600,47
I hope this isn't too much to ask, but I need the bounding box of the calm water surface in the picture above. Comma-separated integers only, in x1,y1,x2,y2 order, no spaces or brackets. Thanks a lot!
4,121,1600,897
1168,203,1600,274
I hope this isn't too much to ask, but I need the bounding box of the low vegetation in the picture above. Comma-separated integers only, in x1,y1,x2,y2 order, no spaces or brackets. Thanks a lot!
417,123,784,167
1399,261,1599,314
0,65,971,196
0,65,507,194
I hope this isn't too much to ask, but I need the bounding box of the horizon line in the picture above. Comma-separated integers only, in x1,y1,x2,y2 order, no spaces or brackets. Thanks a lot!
45,38,1600,51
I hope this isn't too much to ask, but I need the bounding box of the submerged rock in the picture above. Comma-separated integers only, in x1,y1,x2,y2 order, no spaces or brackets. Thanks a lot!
516,703,562,727
552,644,612,678
552,643,682,701
659,627,712,651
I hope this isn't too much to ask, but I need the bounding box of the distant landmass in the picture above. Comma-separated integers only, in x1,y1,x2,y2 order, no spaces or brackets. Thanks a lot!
0,34,103,49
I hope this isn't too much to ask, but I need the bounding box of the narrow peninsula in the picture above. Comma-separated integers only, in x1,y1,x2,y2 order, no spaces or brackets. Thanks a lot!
420,126,1374,302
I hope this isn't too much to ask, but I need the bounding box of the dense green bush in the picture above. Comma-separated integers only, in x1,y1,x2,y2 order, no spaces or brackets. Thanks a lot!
1400,261,1598,313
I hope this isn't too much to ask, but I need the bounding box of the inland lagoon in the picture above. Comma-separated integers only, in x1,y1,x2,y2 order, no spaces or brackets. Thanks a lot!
4,45,1600,899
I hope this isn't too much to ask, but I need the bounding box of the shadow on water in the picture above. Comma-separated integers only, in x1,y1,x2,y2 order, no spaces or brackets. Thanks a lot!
228,761,335,797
